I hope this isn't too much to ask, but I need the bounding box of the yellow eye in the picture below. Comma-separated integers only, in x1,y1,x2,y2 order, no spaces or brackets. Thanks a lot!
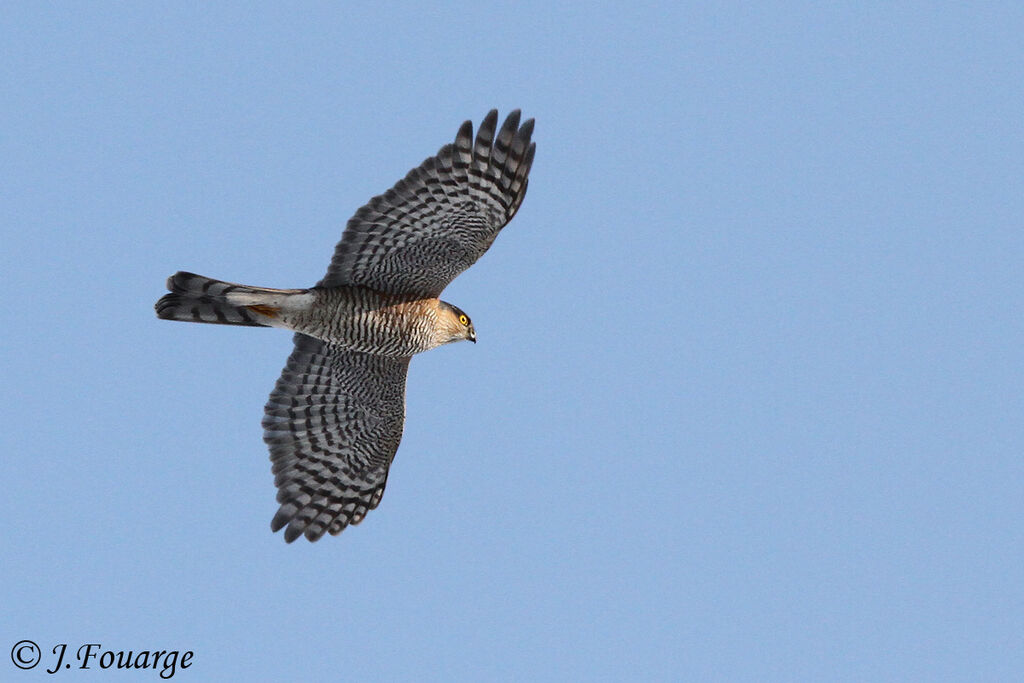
459,314,468,326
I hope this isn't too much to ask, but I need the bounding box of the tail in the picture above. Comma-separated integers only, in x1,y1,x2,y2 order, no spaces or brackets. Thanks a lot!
155,271,308,327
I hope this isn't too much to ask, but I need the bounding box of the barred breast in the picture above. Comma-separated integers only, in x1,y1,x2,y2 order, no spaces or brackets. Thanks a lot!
283,286,441,357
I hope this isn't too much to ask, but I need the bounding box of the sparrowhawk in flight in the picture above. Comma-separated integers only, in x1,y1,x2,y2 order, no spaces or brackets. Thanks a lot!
156,110,536,542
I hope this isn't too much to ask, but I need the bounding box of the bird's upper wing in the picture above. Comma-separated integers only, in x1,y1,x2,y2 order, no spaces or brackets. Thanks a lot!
263,333,411,542
317,109,536,297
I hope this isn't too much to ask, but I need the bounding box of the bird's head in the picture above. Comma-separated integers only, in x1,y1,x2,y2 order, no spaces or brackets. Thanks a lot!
438,301,476,345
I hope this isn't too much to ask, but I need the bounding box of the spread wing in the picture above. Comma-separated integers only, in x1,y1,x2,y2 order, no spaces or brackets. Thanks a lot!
263,334,411,542
318,109,536,297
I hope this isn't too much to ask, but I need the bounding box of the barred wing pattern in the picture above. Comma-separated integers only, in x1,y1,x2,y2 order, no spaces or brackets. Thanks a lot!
318,109,536,297
264,334,411,542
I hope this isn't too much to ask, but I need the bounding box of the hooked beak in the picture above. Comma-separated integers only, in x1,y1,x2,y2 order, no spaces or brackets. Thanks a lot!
468,327,477,343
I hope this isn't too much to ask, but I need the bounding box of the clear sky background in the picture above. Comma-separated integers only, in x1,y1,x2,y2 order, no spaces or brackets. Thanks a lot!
3,3,1022,681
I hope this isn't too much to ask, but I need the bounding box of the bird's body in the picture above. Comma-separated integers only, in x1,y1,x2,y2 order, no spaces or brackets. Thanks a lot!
156,110,535,542
157,273,471,357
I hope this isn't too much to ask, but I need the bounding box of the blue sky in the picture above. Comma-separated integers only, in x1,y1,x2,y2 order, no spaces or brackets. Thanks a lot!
3,2,1022,680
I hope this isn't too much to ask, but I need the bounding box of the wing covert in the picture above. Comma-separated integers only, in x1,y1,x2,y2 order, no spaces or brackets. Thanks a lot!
318,109,536,297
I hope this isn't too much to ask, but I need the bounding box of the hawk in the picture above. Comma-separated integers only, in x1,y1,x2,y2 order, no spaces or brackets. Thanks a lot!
156,110,535,542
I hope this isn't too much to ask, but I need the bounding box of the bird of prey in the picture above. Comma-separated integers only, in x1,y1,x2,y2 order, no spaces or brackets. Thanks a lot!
156,110,535,542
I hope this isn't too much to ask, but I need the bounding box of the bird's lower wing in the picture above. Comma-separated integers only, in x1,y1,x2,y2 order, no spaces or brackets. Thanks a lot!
263,334,410,542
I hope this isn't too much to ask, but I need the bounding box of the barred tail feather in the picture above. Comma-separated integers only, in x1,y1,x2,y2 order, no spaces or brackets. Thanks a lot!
155,271,306,327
